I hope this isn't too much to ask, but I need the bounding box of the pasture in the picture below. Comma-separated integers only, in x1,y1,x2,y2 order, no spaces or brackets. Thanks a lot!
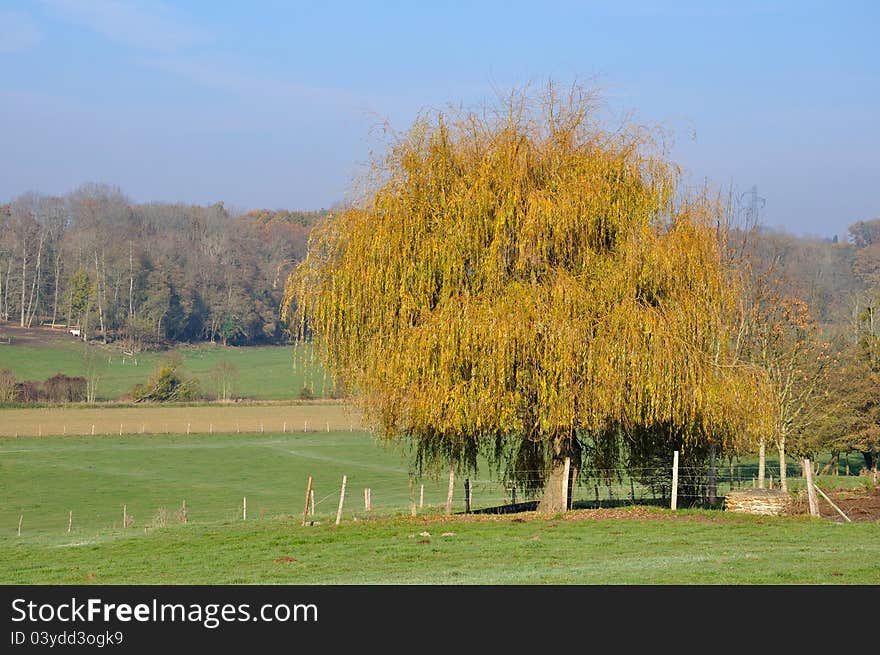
1,430,878,584
0,323,325,400
3,508,879,585
0,401,362,437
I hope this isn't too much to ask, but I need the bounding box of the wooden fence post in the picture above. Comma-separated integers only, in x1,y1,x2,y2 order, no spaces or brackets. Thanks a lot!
309,489,315,516
671,451,679,510
803,458,819,517
243,496,247,521
302,476,313,526
758,440,766,489
708,444,717,505
123,504,128,528
181,500,187,524
419,484,424,509
335,475,347,526
445,464,455,514
67,510,72,533
562,456,571,511
91,424,95,435
18,515,22,537
464,478,471,514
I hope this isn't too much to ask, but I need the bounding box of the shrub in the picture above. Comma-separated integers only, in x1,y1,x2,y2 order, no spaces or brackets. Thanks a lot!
149,507,168,529
131,364,200,402
0,369,15,403
14,381,40,403
298,386,316,400
43,373,87,402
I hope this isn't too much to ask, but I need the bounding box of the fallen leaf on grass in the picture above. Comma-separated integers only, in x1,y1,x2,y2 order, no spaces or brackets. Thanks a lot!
273,556,296,563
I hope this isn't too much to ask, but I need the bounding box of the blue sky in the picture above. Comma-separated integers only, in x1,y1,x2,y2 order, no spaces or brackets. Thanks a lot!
1,1,877,237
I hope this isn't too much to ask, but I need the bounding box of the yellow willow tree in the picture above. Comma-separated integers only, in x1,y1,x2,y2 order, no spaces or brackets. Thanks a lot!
283,84,774,512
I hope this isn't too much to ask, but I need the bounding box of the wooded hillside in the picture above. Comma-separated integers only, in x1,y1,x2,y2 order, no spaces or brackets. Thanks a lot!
0,183,327,349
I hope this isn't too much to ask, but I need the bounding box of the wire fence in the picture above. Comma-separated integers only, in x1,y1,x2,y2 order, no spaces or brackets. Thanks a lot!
8,461,834,539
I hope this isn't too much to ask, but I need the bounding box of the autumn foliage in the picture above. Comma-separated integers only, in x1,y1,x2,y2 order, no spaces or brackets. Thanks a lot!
284,84,774,507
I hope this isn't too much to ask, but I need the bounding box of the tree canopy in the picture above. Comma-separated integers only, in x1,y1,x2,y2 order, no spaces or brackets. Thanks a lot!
285,84,776,509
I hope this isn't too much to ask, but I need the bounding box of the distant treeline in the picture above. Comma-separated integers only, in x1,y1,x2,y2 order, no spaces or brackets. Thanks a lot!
740,221,872,330
0,183,328,349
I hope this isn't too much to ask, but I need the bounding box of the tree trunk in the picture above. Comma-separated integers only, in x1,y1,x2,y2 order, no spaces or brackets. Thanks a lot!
20,237,27,327
66,283,73,329
4,258,12,321
538,438,581,513
863,451,874,472
26,230,44,328
820,452,839,476
94,251,105,343
51,253,61,327
129,240,134,319
758,439,766,489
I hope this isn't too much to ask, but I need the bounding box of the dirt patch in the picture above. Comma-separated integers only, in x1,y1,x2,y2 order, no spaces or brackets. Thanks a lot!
791,486,880,522
396,506,731,527
273,555,296,563
0,322,78,347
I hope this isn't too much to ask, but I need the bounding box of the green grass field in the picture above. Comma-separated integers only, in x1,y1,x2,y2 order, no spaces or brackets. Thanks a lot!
0,336,326,400
2,431,878,584
0,431,432,538
3,508,879,584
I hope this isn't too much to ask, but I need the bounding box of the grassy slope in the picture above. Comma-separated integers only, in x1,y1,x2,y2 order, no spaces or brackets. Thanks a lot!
0,432,435,536
2,510,878,584
2,431,878,584
0,341,325,400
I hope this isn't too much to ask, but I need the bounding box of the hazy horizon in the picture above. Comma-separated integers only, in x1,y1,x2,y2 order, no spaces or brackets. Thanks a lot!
2,1,877,240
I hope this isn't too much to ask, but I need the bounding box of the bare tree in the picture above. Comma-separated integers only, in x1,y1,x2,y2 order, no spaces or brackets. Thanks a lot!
209,360,239,401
